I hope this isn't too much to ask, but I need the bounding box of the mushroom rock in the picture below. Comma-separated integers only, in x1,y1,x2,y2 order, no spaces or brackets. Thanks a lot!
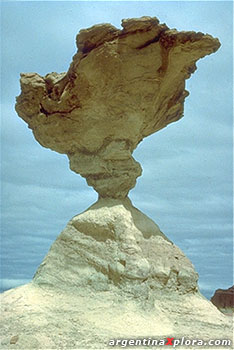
14,15,221,293
1,17,232,349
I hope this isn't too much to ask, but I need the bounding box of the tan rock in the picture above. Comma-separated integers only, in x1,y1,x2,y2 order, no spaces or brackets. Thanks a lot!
15,16,220,198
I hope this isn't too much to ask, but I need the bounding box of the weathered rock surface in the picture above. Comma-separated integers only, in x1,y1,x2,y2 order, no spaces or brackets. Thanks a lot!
4,17,231,350
1,200,232,349
1,282,232,349
211,286,234,314
15,16,220,198
33,198,198,294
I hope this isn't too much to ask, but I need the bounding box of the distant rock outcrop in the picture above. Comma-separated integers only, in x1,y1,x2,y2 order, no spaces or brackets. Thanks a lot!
211,286,234,313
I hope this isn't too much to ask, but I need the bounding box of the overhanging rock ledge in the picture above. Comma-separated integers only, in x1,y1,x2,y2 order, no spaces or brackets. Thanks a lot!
15,16,220,198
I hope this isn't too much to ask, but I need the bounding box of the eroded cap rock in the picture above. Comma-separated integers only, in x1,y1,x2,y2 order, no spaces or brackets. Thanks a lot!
15,16,220,198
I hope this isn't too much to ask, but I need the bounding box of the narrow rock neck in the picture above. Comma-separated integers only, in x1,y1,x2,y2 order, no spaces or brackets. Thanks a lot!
68,145,142,198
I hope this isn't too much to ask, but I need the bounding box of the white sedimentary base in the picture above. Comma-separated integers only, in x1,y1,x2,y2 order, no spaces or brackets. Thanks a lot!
1,200,232,349
34,198,198,295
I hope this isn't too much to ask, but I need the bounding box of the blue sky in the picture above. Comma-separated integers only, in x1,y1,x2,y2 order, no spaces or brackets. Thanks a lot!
1,1,233,299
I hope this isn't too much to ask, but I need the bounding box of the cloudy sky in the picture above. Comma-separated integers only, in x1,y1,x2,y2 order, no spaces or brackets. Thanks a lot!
1,0,233,299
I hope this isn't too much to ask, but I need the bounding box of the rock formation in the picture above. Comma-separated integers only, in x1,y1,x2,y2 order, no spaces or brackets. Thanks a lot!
14,15,221,295
1,17,232,350
15,16,220,198
211,286,234,314
33,198,199,295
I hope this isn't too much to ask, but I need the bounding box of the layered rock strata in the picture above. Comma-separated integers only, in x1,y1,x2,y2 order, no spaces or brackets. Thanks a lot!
2,17,232,350
15,16,220,198
34,198,198,295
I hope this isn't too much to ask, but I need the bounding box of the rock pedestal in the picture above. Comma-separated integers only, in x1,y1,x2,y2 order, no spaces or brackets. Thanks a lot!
1,17,232,350
34,198,198,295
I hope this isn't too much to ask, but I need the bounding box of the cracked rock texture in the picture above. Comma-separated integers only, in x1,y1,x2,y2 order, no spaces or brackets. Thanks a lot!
15,16,220,198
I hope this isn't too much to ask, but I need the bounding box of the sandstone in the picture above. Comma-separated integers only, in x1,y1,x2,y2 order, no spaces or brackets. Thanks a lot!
2,16,232,350
15,16,220,198
33,198,198,294
0,272,232,349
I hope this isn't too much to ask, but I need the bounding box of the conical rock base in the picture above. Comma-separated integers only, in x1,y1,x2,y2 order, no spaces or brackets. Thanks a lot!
34,198,198,296
1,199,232,349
